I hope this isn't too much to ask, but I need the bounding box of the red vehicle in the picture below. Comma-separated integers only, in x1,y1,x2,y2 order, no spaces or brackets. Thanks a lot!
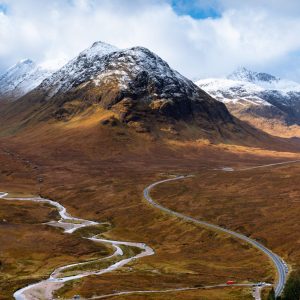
226,280,235,285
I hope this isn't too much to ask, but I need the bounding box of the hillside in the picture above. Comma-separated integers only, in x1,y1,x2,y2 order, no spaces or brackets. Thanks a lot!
0,42,247,143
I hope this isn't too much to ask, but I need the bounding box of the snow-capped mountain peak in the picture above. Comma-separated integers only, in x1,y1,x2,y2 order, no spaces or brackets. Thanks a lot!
228,67,279,83
226,67,300,93
77,41,119,60
39,41,119,97
0,41,234,131
196,68,300,126
0,59,56,101
38,43,204,106
1,59,36,80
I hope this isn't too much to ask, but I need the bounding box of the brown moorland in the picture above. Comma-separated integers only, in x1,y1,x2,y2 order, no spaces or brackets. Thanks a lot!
1,107,300,299
0,200,111,299
229,112,300,138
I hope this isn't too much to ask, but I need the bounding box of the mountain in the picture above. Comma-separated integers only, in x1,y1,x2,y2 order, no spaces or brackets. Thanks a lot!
39,41,119,98
228,67,280,83
0,41,241,141
0,59,55,101
196,68,300,136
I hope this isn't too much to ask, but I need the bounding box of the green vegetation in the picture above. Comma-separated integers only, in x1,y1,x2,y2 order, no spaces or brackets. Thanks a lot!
53,280,75,298
57,244,142,278
74,223,111,238
281,270,300,300
267,287,275,300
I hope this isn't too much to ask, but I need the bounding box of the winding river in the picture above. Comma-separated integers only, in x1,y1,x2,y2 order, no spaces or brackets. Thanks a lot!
1,159,299,299
0,193,154,299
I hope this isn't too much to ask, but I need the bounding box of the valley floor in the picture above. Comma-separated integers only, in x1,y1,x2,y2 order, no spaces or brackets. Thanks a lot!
1,123,300,299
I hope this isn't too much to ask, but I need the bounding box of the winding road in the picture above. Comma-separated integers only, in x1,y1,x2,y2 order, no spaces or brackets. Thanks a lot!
144,176,287,296
143,160,299,298
1,159,299,299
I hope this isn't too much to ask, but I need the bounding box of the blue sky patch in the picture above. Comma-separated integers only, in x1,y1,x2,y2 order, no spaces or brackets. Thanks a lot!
0,3,8,14
171,0,221,19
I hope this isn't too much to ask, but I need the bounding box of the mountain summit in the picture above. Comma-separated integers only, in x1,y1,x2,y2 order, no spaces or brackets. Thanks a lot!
0,59,55,101
39,41,119,98
228,67,279,83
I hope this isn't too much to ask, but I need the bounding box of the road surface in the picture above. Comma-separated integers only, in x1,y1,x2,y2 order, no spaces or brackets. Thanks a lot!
143,173,289,297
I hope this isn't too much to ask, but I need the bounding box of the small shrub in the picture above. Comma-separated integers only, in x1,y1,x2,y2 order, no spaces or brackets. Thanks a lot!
281,269,300,300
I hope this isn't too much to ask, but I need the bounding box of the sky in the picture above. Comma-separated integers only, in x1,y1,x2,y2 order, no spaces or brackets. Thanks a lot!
1,0,300,81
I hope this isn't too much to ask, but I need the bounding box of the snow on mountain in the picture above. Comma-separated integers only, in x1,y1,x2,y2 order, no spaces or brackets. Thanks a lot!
228,67,279,83
197,78,270,106
0,59,55,101
228,67,300,93
196,68,300,124
39,41,119,98
22,41,232,128
90,46,201,101
39,41,205,107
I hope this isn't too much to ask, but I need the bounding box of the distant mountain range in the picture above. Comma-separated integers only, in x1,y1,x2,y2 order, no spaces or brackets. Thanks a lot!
196,68,300,131
3,42,299,140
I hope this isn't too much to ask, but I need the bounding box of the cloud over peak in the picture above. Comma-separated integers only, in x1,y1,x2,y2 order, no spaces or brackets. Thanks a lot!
1,0,300,81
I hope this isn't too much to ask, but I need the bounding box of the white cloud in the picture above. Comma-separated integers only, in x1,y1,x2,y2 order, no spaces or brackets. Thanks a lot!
1,0,300,81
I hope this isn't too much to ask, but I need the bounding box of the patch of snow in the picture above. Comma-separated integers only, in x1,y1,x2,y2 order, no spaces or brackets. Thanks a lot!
40,41,119,97
196,68,300,110
196,78,271,106
39,43,200,104
0,59,56,100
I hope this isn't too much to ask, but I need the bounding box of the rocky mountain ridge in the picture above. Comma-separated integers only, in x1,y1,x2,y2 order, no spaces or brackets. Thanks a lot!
196,68,300,126
39,41,119,98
